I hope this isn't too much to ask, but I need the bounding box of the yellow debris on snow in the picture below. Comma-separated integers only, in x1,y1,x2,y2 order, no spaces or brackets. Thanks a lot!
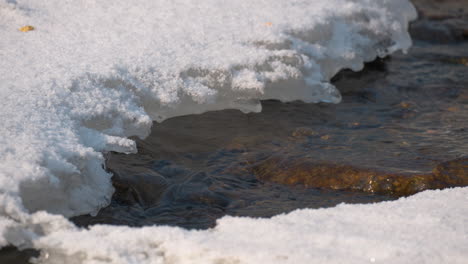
19,25,35,32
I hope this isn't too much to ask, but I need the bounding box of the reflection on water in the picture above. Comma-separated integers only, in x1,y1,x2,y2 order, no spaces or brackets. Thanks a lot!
72,43,468,230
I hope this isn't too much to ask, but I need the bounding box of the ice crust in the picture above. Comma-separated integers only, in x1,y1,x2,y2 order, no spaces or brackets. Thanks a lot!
1,1,463,264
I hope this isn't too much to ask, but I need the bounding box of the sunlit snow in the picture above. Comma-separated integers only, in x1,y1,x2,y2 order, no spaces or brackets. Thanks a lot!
2,1,465,264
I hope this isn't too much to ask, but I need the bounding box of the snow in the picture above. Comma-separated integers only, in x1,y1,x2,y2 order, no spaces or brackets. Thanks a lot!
29,188,468,264
1,1,463,264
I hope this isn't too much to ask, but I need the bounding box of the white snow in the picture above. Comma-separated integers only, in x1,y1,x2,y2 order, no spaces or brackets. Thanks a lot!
21,188,468,264
1,1,464,264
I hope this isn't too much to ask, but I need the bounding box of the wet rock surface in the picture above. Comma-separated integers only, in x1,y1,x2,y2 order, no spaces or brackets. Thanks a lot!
410,0,468,43
250,156,467,196
70,0,468,231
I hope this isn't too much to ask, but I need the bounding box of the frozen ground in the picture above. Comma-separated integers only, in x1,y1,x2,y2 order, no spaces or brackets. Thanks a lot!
1,0,466,263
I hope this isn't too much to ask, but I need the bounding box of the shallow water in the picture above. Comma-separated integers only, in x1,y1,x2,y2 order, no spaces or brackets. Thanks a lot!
71,42,468,230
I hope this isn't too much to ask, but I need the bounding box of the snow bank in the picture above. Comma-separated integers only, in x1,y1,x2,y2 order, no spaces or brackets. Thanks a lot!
21,188,468,264
0,0,415,218
2,1,461,264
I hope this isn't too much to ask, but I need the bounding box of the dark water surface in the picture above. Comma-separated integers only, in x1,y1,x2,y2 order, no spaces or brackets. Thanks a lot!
0,247,39,264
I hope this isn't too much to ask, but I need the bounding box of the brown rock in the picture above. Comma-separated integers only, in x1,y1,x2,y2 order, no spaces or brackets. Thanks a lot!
291,127,318,138
251,156,468,197
112,171,168,207
433,157,468,186
409,0,468,43
411,0,468,19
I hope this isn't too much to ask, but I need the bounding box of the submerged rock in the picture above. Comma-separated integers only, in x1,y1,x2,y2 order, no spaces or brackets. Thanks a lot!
112,171,169,207
251,156,468,196
410,0,468,43
412,0,468,20
433,157,468,186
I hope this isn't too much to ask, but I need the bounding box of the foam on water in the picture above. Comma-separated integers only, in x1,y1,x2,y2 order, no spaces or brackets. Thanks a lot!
2,1,464,263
